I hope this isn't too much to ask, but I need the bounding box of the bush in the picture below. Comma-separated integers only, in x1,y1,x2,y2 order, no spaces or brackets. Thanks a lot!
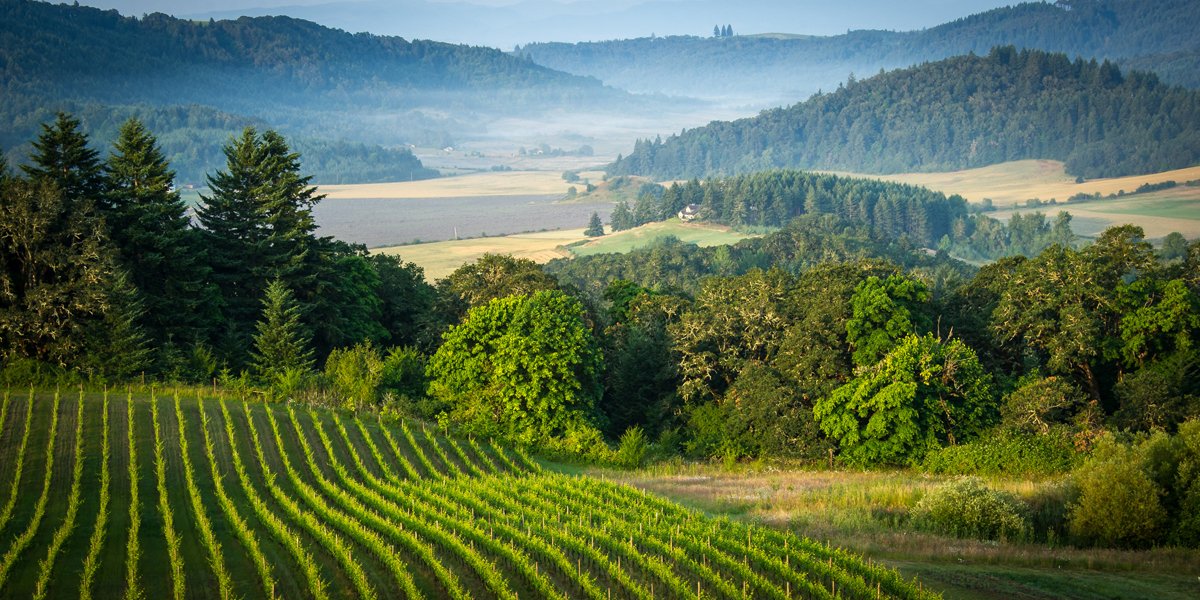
324,341,385,410
922,428,1077,476
616,426,649,468
1068,435,1167,548
910,477,1029,541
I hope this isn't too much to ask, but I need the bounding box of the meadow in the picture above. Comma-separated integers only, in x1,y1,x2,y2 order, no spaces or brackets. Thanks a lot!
0,389,935,600
378,220,759,280
604,464,1200,600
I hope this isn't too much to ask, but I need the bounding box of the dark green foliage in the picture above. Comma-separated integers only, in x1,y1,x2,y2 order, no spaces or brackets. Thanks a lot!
369,253,439,350
306,241,386,356
104,118,215,348
197,127,325,362
584,211,604,237
611,47,1200,179
721,361,824,459
20,112,105,208
0,176,116,366
609,201,634,232
1113,351,1200,433
1000,374,1092,437
815,334,996,465
911,477,1029,541
1160,232,1190,262
250,279,315,383
427,290,605,449
600,293,684,438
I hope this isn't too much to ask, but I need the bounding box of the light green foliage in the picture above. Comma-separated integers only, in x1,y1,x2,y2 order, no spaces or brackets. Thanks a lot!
911,477,1029,541
815,333,995,465
428,290,604,449
324,340,386,409
1118,278,1200,368
616,426,649,468
1069,434,1168,548
922,428,1077,476
251,279,315,383
846,274,930,367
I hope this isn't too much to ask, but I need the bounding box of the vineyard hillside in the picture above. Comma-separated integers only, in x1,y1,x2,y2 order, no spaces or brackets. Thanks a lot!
0,390,934,599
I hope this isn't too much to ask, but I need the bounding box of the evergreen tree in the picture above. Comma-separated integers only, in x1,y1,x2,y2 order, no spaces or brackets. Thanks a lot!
105,118,215,349
197,127,324,362
20,112,105,210
584,211,605,237
610,201,634,231
79,269,152,380
251,279,314,382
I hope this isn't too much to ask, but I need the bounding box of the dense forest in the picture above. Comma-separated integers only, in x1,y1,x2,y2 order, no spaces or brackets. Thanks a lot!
519,0,1200,103
609,46,1200,179
0,0,631,183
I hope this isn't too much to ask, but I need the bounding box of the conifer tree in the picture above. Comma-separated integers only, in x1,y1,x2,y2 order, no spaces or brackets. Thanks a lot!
610,201,633,231
105,118,215,348
20,112,105,210
198,127,325,361
251,279,314,382
584,211,605,237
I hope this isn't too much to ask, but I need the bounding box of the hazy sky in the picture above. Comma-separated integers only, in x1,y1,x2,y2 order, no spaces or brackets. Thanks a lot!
76,0,1028,47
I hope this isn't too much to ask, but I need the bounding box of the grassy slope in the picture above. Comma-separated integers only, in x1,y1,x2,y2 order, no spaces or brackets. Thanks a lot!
377,220,759,281
603,465,1200,600
0,390,928,599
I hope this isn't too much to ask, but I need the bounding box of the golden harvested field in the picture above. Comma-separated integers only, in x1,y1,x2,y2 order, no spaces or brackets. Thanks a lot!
375,229,586,280
829,160,1200,207
318,170,590,199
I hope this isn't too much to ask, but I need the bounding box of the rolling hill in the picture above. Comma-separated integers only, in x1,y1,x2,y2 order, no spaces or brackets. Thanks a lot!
0,389,934,598
0,0,635,183
518,0,1200,106
608,47,1200,180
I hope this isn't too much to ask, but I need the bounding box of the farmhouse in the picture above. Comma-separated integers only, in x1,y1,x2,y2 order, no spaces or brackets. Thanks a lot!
677,203,702,221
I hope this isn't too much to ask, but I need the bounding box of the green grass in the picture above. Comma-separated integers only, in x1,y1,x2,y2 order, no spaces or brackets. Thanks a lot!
570,219,764,256
605,462,1200,600
0,390,932,599
1078,188,1200,220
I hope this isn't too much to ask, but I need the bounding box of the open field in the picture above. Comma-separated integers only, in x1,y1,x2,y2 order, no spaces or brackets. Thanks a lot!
313,195,612,248
829,160,1200,208
0,390,934,599
602,465,1200,600
570,220,762,256
376,220,759,280
991,185,1200,239
317,171,585,200
377,229,587,281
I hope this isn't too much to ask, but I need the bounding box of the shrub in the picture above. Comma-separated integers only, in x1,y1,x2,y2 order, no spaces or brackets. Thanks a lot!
616,426,649,468
1068,436,1167,548
922,428,1077,476
910,477,1029,541
324,341,385,410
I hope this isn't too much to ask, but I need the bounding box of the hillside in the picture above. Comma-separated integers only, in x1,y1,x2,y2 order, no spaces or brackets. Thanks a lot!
518,0,1200,105
0,389,932,599
608,47,1200,180
0,0,630,183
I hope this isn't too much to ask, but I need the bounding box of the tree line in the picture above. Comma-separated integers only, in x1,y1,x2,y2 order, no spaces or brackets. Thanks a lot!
609,46,1200,180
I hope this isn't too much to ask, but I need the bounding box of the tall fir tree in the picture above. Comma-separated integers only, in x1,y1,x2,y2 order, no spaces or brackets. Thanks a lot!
105,118,216,350
20,112,105,211
197,127,326,364
584,211,605,237
251,279,314,382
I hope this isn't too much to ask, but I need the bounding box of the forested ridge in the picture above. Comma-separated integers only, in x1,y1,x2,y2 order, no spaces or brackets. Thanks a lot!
0,0,624,183
609,46,1200,179
519,0,1200,101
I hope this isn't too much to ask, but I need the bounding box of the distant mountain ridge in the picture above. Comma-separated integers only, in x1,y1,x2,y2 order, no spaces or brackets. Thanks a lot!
519,0,1200,106
0,0,627,183
609,47,1200,180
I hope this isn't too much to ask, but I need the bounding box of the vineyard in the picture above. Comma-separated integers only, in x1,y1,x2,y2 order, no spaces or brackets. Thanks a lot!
0,390,936,599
